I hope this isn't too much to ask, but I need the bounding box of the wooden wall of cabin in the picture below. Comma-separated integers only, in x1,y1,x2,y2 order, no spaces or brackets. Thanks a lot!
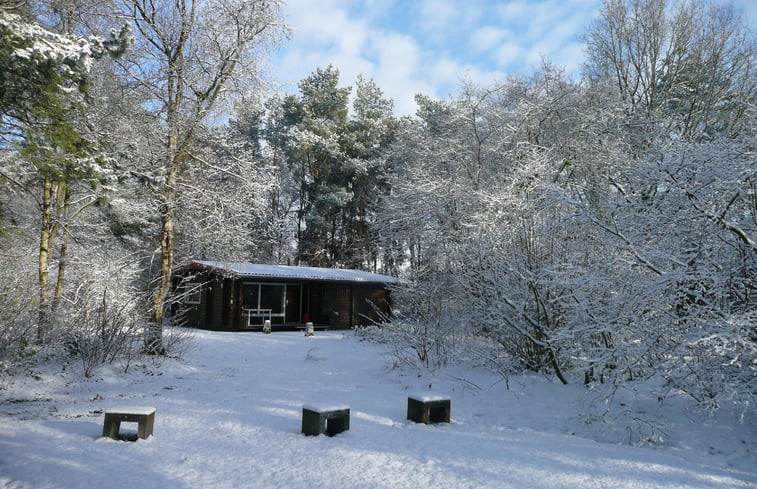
221,278,233,329
310,283,351,328
199,275,241,330
172,272,208,328
232,278,243,330
203,275,224,330
351,286,390,326
309,283,391,329
173,272,239,330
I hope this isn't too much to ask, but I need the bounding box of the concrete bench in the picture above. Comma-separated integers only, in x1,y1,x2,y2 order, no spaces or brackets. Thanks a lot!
102,407,156,440
301,404,350,436
407,394,450,424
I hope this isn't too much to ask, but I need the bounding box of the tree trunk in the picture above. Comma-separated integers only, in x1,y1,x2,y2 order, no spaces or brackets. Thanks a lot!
549,349,569,385
146,155,179,354
146,62,184,354
36,176,54,343
52,182,70,312
145,196,173,354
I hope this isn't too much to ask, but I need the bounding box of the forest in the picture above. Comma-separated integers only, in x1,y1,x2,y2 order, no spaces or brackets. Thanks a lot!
0,0,754,431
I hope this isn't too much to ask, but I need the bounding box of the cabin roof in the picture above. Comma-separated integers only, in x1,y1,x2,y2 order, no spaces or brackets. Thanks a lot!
178,260,402,285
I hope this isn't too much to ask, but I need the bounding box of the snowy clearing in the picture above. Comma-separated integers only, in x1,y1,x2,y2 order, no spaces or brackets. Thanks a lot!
1,329,755,489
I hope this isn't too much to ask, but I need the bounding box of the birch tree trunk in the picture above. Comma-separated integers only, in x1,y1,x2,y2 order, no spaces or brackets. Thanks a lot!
145,37,186,353
37,177,54,343
119,0,286,353
51,182,70,312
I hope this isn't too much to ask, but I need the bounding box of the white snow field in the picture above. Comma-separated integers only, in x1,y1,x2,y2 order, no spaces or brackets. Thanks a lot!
1,329,755,488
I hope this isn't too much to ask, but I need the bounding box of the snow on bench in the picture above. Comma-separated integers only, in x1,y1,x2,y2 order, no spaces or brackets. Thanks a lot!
408,393,450,403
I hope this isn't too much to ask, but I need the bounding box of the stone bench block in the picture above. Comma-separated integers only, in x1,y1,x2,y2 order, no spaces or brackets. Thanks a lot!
301,404,350,436
102,407,156,440
407,394,450,424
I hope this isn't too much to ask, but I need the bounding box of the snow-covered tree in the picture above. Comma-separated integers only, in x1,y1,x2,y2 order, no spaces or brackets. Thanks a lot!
0,5,130,344
583,0,755,142
174,104,284,263
0,9,129,139
266,67,396,269
112,0,287,352
379,47,755,422
342,75,396,269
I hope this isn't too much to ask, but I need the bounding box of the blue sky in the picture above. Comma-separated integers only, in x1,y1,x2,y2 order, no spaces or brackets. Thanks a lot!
267,0,756,115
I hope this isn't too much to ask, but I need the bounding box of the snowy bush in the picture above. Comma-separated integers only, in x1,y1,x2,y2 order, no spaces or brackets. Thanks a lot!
576,380,673,447
364,319,447,369
0,254,39,377
0,283,38,377
63,288,142,378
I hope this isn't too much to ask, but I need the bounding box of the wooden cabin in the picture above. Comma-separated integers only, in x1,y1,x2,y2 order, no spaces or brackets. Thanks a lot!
172,260,400,331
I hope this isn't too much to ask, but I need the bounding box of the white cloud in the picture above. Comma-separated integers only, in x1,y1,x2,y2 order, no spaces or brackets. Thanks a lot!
265,0,755,118
495,43,523,67
553,41,586,77
370,33,434,115
469,26,509,53
489,0,600,73
270,0,453,116
429,56,464,86
268,0,757,114
419,0,466,34
372,32,421,81
282,0,351,44
496,0,533,23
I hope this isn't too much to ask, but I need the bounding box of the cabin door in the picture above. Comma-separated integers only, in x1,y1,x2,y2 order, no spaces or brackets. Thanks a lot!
285,284,301,324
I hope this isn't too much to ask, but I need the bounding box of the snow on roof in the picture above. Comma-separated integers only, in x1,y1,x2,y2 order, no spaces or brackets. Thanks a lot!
182,260,401,284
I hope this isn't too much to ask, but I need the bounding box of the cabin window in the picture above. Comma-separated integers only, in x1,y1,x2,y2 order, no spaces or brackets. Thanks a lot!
259,284,285,314
242,283,286,325
181,282,202,304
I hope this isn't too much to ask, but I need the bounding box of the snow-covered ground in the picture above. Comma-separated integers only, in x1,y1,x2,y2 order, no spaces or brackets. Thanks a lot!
1,329,754,488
